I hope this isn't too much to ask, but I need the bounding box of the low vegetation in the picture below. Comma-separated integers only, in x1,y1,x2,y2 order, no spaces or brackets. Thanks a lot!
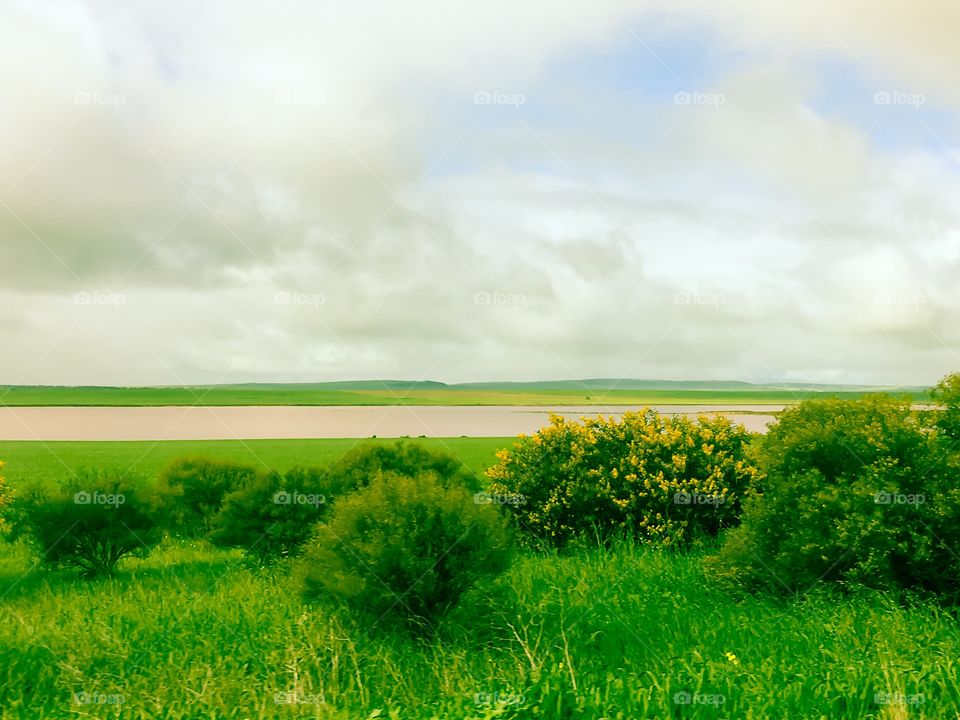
17,472,161,576
208,467,331,562
152,457,259,538
3,374,960,717
300,471,512,631
713,393,960,599
487,411,759,549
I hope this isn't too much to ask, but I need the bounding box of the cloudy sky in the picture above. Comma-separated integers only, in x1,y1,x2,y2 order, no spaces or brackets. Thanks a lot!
2,0,959,386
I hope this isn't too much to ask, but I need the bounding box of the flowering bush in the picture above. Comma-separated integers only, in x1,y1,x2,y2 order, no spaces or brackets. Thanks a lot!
486,410,760,549
932,372,960,441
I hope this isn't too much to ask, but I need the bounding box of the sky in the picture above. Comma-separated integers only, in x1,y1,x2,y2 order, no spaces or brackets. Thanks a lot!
1,0,959,387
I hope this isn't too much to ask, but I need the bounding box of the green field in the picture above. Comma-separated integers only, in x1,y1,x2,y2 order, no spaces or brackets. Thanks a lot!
0,380,930,407
0,540,953,719
2,433,955,718
0,437,510,490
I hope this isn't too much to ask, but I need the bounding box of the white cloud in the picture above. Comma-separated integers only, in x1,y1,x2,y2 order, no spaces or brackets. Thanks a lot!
0,0,958,385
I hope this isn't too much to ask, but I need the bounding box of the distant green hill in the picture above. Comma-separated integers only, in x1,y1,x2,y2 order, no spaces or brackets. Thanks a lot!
0,379,931,407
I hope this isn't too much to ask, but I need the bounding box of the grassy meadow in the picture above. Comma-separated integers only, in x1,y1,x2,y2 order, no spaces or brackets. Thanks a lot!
0,438,509,490
2,424,958,718
1,538,955,719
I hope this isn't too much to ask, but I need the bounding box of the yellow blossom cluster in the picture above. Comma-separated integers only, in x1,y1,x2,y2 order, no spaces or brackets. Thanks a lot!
486,410,760,549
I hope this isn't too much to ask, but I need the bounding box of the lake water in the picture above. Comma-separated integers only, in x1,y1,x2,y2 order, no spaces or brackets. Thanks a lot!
0,405,783,441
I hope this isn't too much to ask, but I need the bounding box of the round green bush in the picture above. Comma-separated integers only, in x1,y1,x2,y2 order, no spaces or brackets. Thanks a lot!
299,471,512,630
19,471,162,576
325,441,482,496
207,466,330,562
711,394,960,598
152,457,259,538
486,410,760,550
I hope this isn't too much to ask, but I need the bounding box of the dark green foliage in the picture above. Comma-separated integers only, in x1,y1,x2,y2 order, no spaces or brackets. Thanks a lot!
712,395,960,598
152,457,259,537
325,441,482,496
932,372,960,441
207,467,330,561
300,471,512,630
19,472,161,576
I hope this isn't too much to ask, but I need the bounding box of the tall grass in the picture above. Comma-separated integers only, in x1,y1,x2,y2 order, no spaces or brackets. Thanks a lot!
1,538,957,718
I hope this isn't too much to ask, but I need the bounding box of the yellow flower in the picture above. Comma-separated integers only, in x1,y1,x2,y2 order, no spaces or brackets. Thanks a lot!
724,651,739,665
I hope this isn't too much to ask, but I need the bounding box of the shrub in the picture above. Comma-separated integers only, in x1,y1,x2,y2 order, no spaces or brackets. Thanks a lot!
711,395,960,598
299,471,512,630
325,441,482,496
932,371,960,441
208,466,330,562
486,411,759,550
20,472,162,576
152,457,259,537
